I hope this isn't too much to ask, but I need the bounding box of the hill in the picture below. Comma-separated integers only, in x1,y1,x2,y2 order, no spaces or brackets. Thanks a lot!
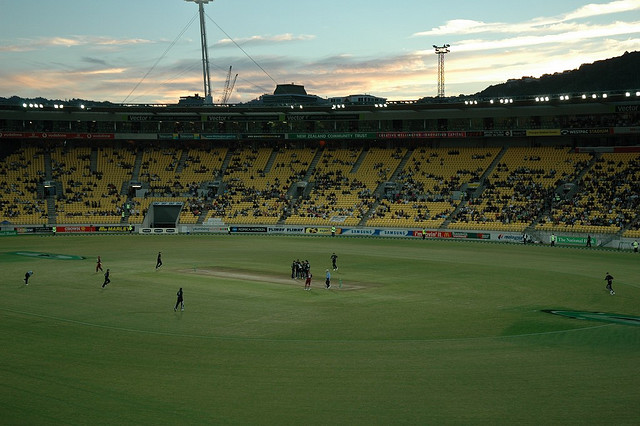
477,51,640,97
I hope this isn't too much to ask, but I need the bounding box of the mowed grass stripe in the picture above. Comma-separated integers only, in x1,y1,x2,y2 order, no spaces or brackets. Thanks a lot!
0,306,615,343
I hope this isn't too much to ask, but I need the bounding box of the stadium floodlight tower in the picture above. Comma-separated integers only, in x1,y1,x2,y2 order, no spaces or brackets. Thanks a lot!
433,44,450,98
186,0,214,105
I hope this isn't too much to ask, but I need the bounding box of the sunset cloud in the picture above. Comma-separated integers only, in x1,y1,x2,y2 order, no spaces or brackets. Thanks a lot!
214,33,316,48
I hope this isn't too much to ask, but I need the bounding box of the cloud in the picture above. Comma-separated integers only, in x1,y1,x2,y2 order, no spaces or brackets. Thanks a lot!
80,68,127,76
0,39,40,53
442,22,640,53
561,0,640,20
213,33,315,48
0,35,153,52
413,0,640,37
82,57,108,66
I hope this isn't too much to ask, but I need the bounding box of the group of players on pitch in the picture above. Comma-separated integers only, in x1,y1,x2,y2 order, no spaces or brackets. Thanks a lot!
293,252,339,291
91,251,182,310
21,249,618,315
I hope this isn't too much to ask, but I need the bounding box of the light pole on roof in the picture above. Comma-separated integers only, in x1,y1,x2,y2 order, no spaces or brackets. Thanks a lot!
433,44,450,98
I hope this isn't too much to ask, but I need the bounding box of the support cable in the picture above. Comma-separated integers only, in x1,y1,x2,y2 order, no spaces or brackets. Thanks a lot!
122,12,199,103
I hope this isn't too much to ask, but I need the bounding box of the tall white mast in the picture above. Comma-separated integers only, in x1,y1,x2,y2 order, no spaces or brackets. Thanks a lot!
186,0,214,104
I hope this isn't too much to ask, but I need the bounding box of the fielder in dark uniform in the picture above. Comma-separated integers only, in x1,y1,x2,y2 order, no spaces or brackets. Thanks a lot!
604,272,615,295
331,253,338,271
156,252,162,269
174,287,184,311
102,269,111,288
24,271,33,285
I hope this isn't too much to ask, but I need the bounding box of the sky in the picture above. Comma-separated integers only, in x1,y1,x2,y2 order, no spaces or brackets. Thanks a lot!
1,0,639,104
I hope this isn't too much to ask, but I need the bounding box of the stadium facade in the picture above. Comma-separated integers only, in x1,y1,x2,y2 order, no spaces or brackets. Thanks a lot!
2,88,639,144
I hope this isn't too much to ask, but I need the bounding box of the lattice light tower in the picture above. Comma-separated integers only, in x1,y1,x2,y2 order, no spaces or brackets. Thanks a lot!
433,44,450,98
186,0,214,104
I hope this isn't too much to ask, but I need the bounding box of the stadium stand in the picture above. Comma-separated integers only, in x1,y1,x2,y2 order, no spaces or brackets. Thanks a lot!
1,143,639,240
538,152,640,235
1,88,639,247
450,146,590,232
369,147,499,229
284,147,375,226
215,146,285,224
0,146,47,224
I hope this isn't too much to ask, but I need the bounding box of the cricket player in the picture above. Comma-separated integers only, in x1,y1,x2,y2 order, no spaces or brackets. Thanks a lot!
174,287,184,311
604,272,615,295
102,269,111,288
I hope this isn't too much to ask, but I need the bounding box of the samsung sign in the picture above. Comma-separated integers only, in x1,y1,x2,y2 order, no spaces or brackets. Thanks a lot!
379,229,410,237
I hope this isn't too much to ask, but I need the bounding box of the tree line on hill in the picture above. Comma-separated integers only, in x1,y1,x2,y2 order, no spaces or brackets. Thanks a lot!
476,51,640,98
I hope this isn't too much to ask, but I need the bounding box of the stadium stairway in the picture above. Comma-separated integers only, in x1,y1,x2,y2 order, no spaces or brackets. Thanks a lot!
469,146,507,199
191,149,235,222
575,151,599,182
196,209,208,224
516,151,598,240
358,149,414,226
217,148,234,181
350,147,368,174
90,147,98,174
284,147,324,200
44,149,53,181
440,200,466,229
174,150,189,174
130,149,144,181
439,146,508,230
434,147,504,230
278,148,325,224
389,149,414,181
120,148,143,196
209,148,235,197
46,196,56,225
42,149,57,224
554,151,599,202
263,148,278,174
303,147,324,182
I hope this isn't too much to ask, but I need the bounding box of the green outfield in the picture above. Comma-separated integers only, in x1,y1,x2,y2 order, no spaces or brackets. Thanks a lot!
1,234,639,425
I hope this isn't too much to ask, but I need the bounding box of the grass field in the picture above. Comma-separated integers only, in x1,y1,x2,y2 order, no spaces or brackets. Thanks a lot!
2,234,640,425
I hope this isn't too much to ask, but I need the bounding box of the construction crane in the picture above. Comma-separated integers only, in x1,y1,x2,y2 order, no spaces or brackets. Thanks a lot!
221,66,238,104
